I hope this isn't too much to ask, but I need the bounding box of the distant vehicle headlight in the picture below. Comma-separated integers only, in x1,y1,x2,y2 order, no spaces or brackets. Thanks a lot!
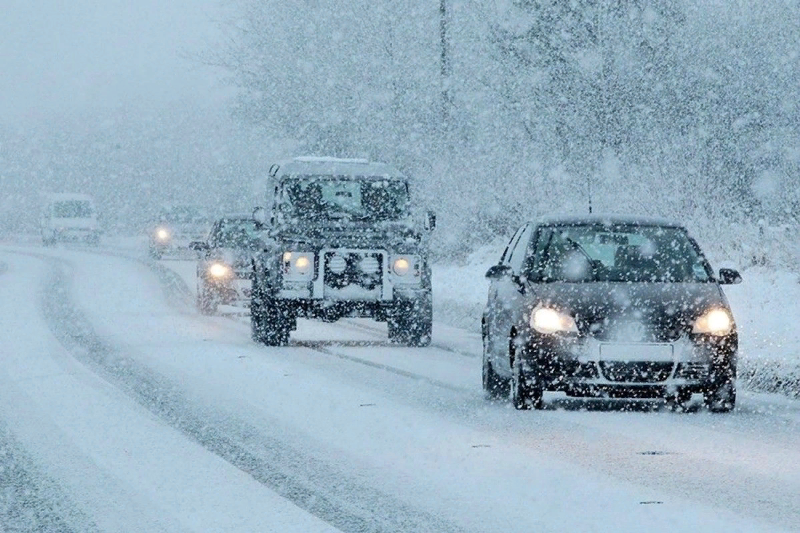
282,251,314,281
155,228,170,242
530,306,578,335
693,308,733,336
208,262,231,278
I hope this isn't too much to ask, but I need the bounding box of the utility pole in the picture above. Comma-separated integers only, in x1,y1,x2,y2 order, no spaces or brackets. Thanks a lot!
439,0,451,127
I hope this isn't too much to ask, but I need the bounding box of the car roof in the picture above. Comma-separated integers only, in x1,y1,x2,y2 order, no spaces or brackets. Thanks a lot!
216,213,253,222
534,213,684,228
271,156,405,179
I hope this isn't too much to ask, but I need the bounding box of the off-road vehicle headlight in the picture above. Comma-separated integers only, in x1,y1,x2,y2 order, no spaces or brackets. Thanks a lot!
693,308,733,336
282,251,315,281
391,255,421,283
155,228,170,242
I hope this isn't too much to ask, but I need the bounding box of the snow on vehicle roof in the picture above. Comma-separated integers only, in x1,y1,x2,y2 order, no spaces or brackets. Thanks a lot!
536,213,683,228
272,156,405,179
46,193,94,203
293,156,370,164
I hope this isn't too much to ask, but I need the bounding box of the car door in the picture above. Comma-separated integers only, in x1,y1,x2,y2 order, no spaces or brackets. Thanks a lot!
484,226,523,361
487,223,533,374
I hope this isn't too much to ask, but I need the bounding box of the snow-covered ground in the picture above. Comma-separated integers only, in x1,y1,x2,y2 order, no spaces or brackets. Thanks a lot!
1,238,799,532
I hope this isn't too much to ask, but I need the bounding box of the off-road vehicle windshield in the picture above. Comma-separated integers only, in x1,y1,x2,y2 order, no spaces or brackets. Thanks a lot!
281,176,409,222
52,201,93,218
531,224,713,283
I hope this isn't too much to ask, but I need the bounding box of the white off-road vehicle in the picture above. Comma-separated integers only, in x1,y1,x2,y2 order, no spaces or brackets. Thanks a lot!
250,157,435,346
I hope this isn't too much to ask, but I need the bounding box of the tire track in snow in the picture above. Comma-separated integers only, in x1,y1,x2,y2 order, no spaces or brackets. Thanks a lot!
32,252,467,533
0,421,98,533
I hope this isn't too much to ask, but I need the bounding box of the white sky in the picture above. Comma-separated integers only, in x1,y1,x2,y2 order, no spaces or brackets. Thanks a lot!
0,0,229,124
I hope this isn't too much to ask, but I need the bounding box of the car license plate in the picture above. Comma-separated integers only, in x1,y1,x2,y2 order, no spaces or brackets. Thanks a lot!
599,343,674,362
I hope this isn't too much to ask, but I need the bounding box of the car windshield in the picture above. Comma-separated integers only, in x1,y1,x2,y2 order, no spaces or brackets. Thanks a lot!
533,224,712,283
281,176,409,222
215,219,260,247
161,207,208,225
52,200,93,218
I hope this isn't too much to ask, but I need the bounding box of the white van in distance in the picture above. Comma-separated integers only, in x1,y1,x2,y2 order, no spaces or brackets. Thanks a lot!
41,193,101,245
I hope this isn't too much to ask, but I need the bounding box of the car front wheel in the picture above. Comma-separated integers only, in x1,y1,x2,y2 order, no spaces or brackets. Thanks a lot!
482,339,509,400
511,337,543,410
704,380,736,413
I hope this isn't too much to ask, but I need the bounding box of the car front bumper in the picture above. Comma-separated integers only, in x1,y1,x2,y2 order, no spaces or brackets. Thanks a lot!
519,332,737,395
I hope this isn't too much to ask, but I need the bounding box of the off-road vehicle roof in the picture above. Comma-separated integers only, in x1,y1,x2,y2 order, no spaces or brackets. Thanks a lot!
270,156,405,180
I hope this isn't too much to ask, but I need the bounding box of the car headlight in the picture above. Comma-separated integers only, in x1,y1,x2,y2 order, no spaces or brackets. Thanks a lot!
530,306,578,335
155,228,170,242
208,262,231,278
282,251,314,280
693,308,733,336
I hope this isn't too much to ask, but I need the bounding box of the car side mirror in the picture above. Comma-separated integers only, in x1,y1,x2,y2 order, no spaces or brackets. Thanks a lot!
718,268,742,285
253,206,269,229
485,264,512,280
424,210,436,231
189,241,209,252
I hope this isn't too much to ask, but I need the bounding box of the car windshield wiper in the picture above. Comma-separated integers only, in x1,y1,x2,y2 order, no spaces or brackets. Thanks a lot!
564,237,597,281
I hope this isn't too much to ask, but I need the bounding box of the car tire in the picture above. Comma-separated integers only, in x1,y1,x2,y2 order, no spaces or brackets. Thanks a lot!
704,380,736,413
197,285,218,315
482,347,509,400
511,337,543,410
250,286,290,346
666,388,693,411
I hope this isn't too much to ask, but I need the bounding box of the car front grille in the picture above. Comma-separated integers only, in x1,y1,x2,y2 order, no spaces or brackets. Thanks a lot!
324,251,384,291
599,362,674,383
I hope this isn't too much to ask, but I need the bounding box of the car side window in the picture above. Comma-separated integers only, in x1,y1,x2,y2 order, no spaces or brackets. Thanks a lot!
499,226,525,265
507,224,534,273
524,227,553,279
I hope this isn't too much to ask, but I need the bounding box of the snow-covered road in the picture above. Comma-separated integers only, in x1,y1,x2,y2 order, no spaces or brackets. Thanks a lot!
1,244,799,532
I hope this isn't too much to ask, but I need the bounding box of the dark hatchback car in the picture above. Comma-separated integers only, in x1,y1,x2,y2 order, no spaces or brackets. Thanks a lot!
190,215,263,315
482,215,742,412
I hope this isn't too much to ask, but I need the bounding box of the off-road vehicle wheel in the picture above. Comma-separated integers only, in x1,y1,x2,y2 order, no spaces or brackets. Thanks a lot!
388,299,432,347
251,294,290,346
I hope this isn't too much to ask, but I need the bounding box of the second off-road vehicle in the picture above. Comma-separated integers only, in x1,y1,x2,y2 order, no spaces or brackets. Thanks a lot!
250,156,435,346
